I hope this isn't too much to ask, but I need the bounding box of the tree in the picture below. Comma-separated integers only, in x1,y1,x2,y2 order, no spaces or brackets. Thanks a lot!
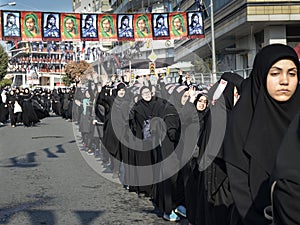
64,60,93,84
0,78,12,88
0,44,8,80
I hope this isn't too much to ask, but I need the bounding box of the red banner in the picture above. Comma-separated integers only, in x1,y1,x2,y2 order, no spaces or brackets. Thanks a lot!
98,14,118,41
169,12,188,40
134,14,152,40
21,11,42,41
61,13,81,41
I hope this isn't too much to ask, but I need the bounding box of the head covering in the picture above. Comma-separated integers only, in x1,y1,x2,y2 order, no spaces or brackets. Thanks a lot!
224,44,300,173
208,72,244,110
223,43,300,223
116,82,126,92
168,85,189,110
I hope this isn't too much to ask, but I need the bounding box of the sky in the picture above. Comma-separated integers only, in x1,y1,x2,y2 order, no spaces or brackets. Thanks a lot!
0,0,73,12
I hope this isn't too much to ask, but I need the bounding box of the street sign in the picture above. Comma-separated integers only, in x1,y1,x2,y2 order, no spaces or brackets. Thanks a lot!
148,50,157,62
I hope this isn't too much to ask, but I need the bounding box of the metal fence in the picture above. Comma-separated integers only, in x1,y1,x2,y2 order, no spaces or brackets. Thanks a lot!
194,68,252,85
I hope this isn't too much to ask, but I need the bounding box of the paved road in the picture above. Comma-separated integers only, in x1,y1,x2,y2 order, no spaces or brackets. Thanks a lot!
0,115,189,225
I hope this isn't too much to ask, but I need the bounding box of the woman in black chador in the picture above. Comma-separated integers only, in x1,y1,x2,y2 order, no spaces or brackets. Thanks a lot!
129,86,168,198
6,89,18,127
102,82,130,178
154,85,186,222
0,89,9,124
223,44,300,225
187,72,243,225
19,88,40,127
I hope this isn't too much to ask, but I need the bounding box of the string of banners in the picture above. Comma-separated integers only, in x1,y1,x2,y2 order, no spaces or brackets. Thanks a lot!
0,10,204,42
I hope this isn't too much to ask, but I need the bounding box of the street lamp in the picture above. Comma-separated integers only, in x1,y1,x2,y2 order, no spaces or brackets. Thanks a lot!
0,1,16,7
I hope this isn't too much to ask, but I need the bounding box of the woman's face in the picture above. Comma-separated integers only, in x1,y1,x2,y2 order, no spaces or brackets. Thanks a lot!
266,59,298,102
181,91,190,105
141,88,152,102
117,88,126,98
196,95,208,111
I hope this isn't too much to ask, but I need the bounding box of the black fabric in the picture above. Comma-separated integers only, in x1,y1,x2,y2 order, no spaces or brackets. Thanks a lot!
129,91,167,197
223,44,300,225
186,72,243,225
19,90,40,127
271,111,300,225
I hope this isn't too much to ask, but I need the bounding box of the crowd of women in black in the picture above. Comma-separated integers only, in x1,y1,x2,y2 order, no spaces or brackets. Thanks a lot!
2,43,300,225
70,43,300,225
0,86,75,127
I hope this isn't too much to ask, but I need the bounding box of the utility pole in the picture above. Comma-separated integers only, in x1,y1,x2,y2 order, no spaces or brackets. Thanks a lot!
210,0,217,83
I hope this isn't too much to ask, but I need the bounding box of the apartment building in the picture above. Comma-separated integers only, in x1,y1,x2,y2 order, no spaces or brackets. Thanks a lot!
174,0,300,78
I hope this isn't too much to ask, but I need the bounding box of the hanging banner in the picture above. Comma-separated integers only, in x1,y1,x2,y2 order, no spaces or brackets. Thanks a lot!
2,11,21,41
21,11,42,41
117,14,134,41
98,14,118,41
169,12,187,40
61,13,81,41
80,13,99,41
42,12,61,41
187,11,204,38
152,13,170,40
0,10,205,42
134,13,152,40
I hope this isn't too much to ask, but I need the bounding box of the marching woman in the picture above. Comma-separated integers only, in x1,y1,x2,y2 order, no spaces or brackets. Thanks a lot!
129,86,167,198
223,44,300,225
19,88,40,127
6,89,18,127
0,89,9,124
102,82,130,179
186,72,243,225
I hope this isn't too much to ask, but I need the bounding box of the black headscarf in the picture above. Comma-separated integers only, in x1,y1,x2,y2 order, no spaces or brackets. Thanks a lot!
224,43,300,174
223,44,300,224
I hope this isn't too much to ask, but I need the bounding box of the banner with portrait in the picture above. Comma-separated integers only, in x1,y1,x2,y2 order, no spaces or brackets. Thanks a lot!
2,10,21,41
134,13,152,40
61,13,81,41
117,14,134,41
42,12,61,41
80,13,99,41
152,13,170,40
169,12,188,40
98,14,118,41
187,11,204,39
0,10,205,42
21,11,42,41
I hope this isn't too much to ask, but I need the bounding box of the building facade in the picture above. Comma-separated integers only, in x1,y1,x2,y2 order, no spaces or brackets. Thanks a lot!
174,0,300,79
